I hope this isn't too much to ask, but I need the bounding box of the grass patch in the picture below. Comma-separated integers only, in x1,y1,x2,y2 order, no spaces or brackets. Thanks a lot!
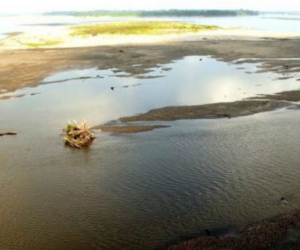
71,21,219,36
23,40,61,48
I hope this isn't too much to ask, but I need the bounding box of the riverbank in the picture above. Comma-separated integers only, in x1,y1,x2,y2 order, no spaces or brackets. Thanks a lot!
2,37,300,134
1,38,300,93
1,27,299,49
167,210,300,250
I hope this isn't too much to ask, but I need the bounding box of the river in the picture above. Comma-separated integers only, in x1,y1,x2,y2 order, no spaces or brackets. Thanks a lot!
1,56,300,249
1,12,300,249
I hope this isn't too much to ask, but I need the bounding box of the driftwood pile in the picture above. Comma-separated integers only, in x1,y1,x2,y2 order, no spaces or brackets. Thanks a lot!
63,120,95,149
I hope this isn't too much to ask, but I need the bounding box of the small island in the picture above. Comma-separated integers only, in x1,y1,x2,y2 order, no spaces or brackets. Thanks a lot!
71,21,219,36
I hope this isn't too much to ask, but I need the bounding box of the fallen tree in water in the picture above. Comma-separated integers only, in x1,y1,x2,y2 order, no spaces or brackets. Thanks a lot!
63,120,95,148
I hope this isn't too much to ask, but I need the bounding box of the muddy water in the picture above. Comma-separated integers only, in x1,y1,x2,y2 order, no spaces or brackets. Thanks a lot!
1,56,300,249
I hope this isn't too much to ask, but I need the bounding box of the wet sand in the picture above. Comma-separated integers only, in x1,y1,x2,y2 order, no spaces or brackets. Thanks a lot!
167,210,300,250
251,90,300,102
92,125,169,133
2,38,300,128
110,90,300,129
1,38,300,94
119,100,290,122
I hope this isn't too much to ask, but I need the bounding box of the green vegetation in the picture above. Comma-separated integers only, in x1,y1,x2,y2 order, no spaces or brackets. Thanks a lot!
46,9,259,17
71,21,219,36
23,40,61,48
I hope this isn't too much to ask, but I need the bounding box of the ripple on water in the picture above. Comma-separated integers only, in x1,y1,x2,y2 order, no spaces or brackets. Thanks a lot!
1,57,300,249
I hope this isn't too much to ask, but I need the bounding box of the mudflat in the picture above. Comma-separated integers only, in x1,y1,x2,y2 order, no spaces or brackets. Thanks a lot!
2,37,300,131
1,38,300,94
92,125,169,133
168,211,300,250
119,100,291,122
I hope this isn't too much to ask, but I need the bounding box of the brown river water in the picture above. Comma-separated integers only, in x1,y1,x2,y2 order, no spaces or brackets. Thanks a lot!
1,56,300,249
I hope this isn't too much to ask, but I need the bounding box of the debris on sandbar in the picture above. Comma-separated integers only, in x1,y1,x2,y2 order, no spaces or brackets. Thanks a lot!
63,120,95,149
0,132,17,136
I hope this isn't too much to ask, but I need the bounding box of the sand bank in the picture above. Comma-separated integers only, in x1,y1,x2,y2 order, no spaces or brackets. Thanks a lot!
168,210,300,250
119,100,290,122
1,27,300,49
1,30,300,133
92,125,169,133
1,38,300,94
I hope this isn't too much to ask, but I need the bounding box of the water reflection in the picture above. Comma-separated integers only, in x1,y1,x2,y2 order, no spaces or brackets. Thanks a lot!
1,56,300,249
1,56,300,127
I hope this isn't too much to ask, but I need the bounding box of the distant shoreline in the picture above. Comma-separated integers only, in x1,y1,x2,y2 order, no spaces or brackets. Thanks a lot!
44,9,259,18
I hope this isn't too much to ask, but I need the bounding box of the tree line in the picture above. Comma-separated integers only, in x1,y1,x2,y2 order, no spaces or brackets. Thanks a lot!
46,10,259,17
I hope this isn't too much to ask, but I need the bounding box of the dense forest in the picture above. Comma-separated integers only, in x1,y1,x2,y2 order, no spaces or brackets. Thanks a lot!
46,9,259,17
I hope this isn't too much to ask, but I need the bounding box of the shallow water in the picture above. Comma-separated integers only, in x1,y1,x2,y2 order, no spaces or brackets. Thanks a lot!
0,15,136,39
178,14,300,33
1,56,300,126
1,56,300,249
